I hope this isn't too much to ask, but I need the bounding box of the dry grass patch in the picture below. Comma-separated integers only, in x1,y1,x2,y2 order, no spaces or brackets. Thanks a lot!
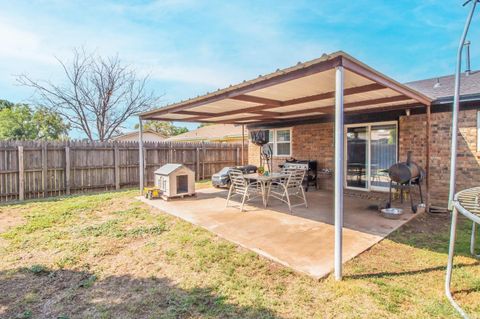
0,189,479,318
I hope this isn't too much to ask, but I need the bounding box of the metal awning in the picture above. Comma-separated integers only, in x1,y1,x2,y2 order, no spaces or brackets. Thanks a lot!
138,51,433,282
140,51,432,124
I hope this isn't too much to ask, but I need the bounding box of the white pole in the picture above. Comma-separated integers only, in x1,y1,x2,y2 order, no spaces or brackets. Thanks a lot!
242,124,245,165
139,117,144,194
448,0,478,210
445,2,478,318
334,65,344,280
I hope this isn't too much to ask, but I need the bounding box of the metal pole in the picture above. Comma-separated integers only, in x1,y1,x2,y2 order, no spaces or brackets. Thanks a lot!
242,124,245,165
334,65,344,281
448,0,478,210
425,104,431,211
139,117,144,194
445,207,469,318
465,40,471,75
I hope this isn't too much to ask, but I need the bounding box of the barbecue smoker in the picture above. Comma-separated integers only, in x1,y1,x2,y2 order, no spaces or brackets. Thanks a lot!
386,151,425,213
282,159,318,191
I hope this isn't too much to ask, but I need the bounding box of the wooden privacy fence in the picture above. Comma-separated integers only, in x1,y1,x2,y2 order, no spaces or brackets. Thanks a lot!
0,140,247,202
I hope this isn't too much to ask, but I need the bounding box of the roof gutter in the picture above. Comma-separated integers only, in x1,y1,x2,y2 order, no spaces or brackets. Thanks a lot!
432,93,480,105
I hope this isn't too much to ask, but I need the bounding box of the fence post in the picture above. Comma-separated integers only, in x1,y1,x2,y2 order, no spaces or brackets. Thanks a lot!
114,143,120,190
1,140,243,202
65,146,71,195
18,146,24,201
143,146,147,186
196,147,200,181
42,143,48,197
202,143,206,180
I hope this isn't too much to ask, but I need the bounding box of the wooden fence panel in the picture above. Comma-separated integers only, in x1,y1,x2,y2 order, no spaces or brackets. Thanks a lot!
46,144,66,197
120,144,140,188
0,144,19,201
0,140,247,202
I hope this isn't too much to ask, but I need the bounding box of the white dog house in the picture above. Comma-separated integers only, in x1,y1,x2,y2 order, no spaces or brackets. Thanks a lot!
154,164,195,200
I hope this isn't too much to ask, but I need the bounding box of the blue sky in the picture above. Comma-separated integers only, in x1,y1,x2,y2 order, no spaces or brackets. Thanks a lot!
1,0,478,134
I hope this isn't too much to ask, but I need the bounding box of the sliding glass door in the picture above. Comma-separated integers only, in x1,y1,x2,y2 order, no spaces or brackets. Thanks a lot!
345,122,397,191
346,126,368,189
370,124,397,190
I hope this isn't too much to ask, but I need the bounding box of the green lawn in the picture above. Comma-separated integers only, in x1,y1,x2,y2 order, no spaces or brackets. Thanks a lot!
0,189,479,318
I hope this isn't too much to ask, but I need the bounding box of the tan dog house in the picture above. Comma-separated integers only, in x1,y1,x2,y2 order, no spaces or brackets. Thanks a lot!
154,164,195,199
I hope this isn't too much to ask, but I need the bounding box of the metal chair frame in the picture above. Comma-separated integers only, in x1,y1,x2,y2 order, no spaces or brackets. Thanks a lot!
446,188,480,319
470,222,480,258
266,169,307,213
225,169,261,212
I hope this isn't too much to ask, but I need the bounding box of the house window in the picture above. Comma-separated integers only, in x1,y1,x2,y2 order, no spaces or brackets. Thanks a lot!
276,129,291,156
263,128,292,156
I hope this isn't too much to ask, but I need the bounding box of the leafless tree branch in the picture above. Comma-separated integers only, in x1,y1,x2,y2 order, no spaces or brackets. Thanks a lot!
16,47,160,141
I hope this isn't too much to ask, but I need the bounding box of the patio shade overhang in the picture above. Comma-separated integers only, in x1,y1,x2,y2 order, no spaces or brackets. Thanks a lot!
139,51,432,124
138,51,434,282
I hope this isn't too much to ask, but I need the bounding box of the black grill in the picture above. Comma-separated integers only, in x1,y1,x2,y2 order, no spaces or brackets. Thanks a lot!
386,151,425,213
281,159,318,191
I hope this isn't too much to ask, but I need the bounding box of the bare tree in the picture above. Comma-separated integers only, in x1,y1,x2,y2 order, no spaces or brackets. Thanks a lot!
17,48,159,141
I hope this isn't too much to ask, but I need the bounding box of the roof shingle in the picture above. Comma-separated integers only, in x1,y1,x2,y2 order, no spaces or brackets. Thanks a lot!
405,70,480,101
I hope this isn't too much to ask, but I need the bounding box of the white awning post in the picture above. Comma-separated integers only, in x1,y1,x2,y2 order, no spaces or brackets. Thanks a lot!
139,117,145,194
334,65,344,280
242,124,245,165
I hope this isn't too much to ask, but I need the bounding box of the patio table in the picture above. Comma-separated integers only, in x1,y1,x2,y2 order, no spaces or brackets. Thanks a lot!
445,186,480,318
244,173,290,208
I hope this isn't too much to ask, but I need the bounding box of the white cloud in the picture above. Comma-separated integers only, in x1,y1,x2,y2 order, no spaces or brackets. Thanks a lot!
0,16,62,68
1,0,475,109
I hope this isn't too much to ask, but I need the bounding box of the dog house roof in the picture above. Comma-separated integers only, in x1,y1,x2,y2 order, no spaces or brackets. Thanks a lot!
154,163,192,175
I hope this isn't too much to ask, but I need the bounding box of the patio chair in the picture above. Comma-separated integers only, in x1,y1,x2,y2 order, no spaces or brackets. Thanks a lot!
266,169,307,213
225,169,261,212
275,166,307,185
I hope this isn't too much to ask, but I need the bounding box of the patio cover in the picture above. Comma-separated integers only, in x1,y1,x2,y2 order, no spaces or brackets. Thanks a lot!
140,51,431,124
139,51,433,281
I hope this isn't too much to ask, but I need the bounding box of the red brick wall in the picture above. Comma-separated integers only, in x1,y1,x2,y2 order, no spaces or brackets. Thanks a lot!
247,109,480,208
398,115,428,168
292,123,334,170
247,141,261,167
400,110,480,207
248,122,334,171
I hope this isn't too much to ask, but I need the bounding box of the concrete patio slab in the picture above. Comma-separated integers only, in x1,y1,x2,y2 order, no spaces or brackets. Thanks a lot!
139,188,417,279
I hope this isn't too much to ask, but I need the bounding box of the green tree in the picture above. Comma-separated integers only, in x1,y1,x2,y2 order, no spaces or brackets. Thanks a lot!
0,102,70,140
0,99,14,110
33,107,71,140
135,121,188,137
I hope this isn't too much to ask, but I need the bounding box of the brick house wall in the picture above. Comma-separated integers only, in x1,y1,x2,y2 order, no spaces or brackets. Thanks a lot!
398,115,428,168
400,109,480,207
247,139,261,166
247,108,480,208
247,122,334,171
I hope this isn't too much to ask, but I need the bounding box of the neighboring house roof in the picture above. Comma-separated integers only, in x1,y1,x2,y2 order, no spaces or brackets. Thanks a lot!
405,70,480,103
154,163,191,175
113,129,166,142
166,124,246,142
